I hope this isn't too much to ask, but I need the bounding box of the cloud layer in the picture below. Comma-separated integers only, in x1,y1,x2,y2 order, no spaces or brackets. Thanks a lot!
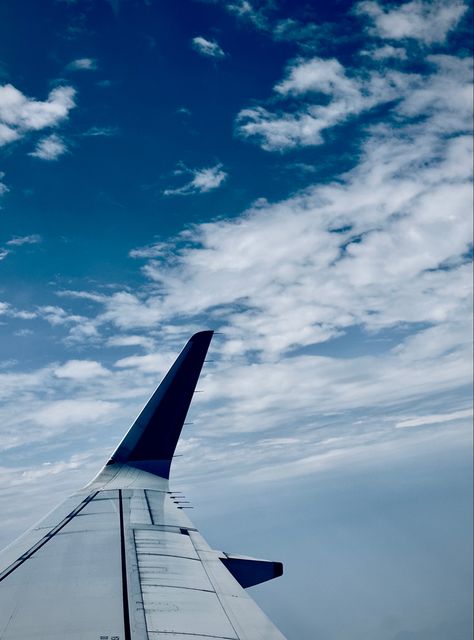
0,1,471,556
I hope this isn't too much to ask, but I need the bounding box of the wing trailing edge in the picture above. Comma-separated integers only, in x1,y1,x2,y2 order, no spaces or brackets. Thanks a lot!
108,330,213,479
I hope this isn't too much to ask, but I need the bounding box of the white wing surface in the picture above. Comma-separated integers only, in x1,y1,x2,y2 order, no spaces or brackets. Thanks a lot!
0,331,286,640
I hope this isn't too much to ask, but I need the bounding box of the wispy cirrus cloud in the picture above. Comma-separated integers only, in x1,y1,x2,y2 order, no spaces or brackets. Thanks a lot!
81,125,118,137
0,234,42,262
6,234,42,246
395,408,473,429
129,242,167,259
0,171,8,197
163,163,227,196
191,36,226,59
363,44,408,60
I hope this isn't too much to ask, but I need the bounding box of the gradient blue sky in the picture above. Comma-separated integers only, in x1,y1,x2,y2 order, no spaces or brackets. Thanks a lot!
0,1,473,638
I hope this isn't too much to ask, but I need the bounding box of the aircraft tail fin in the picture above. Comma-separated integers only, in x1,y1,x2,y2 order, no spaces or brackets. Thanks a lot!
108,330,213,478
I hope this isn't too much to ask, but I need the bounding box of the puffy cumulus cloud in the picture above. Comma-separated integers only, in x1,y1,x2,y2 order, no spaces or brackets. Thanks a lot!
191,36,226,59
33,399,117,428
29,133,67,160
236,56,417,150
37,305,84,326
35,304,99,343
274,57,357,96
0,301,36,319
54,360,110,381
356,0,467,44
85,56,472,369
236,52,472,151
0,33,471,499
164,163,227,196
0,84,75,147
99,291,163,329
66,57,98,71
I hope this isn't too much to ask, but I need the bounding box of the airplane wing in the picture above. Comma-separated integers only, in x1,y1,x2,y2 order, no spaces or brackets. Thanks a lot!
0,331,287,640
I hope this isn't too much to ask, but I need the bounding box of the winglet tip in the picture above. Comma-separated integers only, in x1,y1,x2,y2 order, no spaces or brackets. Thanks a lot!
189,330,215,345
190,329,214,339
275,561,284,578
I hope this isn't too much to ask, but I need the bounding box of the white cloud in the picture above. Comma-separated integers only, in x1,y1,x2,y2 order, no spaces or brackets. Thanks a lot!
164,164,227,196
54,360,110,381
356,0,467,44
0,301,36,319
29,134,67,160
107,334,155,350
56,289,106,303
236,52,473,151
395,408,473,429
0,234,41,263
0,84,75,147
114,353,167,374
82,55,472,371
191,36,226,58
38,305,84,326
81,125,118,137
0,171,8,196
366,45,408,60
129,242,167,259
0,122,20,145
20,456,86,482
217,1,271,32
6,234,42,246
274,57,357,96
0,28,471,507
33,399,117,428
67,57,98,71
236,57,416,151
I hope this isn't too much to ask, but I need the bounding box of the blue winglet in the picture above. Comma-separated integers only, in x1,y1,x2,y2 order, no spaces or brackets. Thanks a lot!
108,331,214,478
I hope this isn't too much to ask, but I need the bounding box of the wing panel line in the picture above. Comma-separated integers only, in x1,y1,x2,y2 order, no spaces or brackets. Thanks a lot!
119,489,132,640
0,490,99,583
187,533,241,640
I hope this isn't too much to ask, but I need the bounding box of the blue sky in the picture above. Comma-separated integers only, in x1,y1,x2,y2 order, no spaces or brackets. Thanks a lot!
0,1,473,638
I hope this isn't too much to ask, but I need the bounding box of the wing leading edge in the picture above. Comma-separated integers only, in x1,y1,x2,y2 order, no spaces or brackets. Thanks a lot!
0,332,287,640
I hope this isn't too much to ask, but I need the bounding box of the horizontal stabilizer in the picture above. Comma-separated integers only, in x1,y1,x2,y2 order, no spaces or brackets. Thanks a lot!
220,553,283,588
108,331,213,478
